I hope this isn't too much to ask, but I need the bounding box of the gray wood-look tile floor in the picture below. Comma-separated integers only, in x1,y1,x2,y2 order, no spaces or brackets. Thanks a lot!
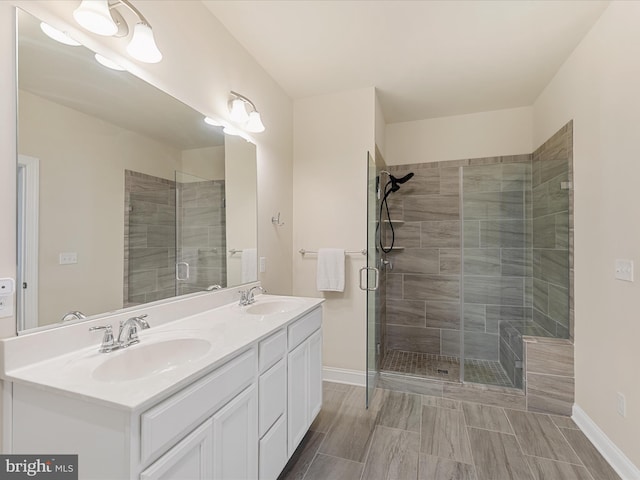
278,382,621,480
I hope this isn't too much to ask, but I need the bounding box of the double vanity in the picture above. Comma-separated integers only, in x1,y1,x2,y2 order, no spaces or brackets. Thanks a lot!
0,287,323,479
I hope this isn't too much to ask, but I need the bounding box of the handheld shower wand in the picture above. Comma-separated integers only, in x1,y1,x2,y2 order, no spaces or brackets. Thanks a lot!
377,170,414,253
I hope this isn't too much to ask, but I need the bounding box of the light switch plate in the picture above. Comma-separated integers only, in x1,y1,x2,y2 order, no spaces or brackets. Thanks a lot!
59,252,78,265
0,278,15,295
615,259,634,282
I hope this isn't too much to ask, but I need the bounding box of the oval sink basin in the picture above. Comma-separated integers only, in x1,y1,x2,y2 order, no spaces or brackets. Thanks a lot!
245,300,303,315
92,338,211,382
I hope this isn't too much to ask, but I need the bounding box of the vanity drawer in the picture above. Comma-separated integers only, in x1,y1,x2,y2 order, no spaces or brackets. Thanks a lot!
288,307,322,350
141,348,256,464
259,358,286,437
259,329,286,373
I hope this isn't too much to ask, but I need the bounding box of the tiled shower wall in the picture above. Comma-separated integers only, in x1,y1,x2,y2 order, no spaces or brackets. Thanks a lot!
532,123,572,339
384,160,462,358
176,179,226,295
461,158,532,363
124,170,177,306
124,171,226,306
384,155,532,364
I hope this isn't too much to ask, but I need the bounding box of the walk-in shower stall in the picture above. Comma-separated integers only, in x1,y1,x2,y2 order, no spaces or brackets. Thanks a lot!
365,124,572,400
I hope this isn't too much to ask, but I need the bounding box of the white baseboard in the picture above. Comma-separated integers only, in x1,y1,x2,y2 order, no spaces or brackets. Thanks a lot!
572,404,640,480
322,367,366,387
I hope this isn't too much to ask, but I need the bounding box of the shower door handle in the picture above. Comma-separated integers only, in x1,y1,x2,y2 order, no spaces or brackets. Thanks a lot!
176,262,190,281
359,266,379,291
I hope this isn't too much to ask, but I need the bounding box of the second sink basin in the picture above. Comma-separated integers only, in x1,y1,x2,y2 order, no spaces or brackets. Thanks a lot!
92,338,211,382
245,299,304,315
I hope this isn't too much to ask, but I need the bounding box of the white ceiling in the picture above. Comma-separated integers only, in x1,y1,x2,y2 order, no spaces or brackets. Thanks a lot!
203,0,609,123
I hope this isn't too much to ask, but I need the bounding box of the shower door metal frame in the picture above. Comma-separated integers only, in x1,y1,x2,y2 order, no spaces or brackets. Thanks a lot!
365,151,380,408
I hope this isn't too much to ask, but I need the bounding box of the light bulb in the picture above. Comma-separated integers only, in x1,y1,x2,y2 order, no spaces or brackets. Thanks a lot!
73,0,118,36
245,111,265,133
126,23,162,63
95,53,125,71
40,22,81,46
229,98,249,123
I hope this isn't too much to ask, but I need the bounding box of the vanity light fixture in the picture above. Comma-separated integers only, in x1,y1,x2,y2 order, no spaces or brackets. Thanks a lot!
40,22,81,46
228,91,266,133
73,0,162,63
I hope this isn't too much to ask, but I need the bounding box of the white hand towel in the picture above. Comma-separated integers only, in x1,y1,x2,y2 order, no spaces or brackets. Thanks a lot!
316,248,345,292
241,248,257,283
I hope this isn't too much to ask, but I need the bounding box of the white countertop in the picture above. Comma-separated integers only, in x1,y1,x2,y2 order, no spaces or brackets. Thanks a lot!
1,294,324,412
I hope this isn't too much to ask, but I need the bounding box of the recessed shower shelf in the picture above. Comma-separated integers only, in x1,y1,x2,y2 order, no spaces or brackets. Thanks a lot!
383,219,405,225
382,246,405,251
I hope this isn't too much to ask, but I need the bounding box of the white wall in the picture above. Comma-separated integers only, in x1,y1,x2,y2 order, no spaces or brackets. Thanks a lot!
0,0,294,338
181,146,225,180
385,106,533,165
293,88,376,373
533,1,640,468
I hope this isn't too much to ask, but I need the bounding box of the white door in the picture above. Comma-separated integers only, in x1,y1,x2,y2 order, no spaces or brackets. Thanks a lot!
140,419,213,480
17,155,39,331
212,385,258,480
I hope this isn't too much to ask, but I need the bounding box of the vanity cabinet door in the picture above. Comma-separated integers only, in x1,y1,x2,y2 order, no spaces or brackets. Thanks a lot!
308,329,323,422
140,419,212,480
287,339,309,456
212,384,258,480
287,326,323,457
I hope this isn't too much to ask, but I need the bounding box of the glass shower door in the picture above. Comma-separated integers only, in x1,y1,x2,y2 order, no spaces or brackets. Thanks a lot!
365,152,380,407
460,161,531,389
175,171,227,296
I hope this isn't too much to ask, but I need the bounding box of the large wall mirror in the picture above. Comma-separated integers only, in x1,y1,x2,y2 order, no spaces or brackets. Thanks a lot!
16,8,258,333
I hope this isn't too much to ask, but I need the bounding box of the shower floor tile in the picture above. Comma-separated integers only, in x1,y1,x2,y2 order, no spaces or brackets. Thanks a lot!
381,349,514,388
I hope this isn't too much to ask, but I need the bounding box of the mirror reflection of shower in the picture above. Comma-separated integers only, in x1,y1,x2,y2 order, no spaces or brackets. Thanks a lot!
377,170,414,254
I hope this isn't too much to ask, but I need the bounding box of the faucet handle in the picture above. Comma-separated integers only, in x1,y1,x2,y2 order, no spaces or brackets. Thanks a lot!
89,325,116,353
134,314,150,329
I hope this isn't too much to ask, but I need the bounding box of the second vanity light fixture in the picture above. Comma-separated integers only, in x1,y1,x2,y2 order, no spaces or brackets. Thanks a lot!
228,91,266,133
73,0,162,63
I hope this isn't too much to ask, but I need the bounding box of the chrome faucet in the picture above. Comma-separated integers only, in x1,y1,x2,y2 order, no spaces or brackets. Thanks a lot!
118,314,151,348
89,314,151,353
247,286,266,304
239,286,266,306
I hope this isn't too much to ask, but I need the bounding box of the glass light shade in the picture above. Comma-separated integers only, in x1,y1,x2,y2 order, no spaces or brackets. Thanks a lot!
229,98,249,123
95,53,125,71
245,111,265,133
40,22,81,46
204,116,222,126
223,125,242,136
73,0,118,36
126,23,163,63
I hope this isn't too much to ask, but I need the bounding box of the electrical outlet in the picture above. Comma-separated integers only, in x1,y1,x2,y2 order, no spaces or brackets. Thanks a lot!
0,295,13,318
259,256,266,273
616,392,626,417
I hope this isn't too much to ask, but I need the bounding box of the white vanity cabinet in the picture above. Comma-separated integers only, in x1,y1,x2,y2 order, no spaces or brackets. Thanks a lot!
7,303,324,480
